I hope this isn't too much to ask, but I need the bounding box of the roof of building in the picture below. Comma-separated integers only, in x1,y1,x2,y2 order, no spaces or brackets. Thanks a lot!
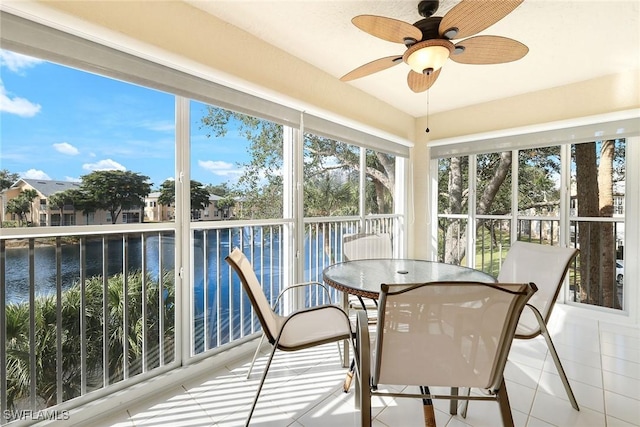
14,179,81,197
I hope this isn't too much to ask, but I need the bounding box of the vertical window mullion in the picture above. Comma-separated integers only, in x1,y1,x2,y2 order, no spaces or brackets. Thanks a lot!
359,148,366,230
175,96,190,362
55,237,63,403
122,235,129,380
467,155,477,268
0,240,6,415
102,237,109,387
511,149,519,246
80,237,88,393
29,239,36,409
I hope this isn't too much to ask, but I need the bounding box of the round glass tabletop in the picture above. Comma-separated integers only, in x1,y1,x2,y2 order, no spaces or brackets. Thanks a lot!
322,259,496,299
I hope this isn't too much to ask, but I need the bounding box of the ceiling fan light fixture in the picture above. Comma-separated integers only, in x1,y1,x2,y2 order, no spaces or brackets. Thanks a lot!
403,39,454,75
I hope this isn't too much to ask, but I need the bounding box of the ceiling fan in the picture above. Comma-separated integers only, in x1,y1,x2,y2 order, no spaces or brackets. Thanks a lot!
340,0,529,93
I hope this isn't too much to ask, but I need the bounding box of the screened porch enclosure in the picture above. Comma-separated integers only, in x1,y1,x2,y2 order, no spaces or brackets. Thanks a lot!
1,7,639,427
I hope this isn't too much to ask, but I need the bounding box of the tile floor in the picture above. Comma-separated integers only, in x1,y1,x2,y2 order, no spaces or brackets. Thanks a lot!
89,305,639,427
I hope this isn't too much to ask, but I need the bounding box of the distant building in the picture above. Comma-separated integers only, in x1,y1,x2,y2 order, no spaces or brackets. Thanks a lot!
0,178,240,227
143,193,237,222
144,191,174,222
1,179,142,226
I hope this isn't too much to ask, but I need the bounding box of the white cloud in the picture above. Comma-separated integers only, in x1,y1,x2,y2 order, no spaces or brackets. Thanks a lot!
0,50,43,73
53,142,80,156
0,80,41,117
65,176,80,182
82,159,126,172
21,169,51,180
198,160,242,177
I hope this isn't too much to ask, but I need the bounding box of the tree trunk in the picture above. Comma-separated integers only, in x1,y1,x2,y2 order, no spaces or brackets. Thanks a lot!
374,181,385,213
444,153,512,265
477,152,512,215
575,143,600,305
444,157,465,263
599,140,617,308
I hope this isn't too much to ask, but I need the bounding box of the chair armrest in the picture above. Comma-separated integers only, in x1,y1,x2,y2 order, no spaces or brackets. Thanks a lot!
273,281,333,309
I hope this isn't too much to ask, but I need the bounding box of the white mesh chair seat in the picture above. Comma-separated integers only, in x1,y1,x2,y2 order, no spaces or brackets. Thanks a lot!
226,248,353,426
355,281,537,427
276,305,353,349
341,233,393,392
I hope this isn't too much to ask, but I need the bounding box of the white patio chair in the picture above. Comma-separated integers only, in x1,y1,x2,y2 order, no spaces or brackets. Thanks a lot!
355,281,537,427
341,232,392,391
496,241,580,410
241,269,337,380
343,232,392,261
342,232,392,308
225,247,353,426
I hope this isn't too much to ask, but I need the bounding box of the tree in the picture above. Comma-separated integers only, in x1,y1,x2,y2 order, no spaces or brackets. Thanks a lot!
575,140,621,309
204,182,231,197
158,179,211,218
599,140,616,308
22,189,38,225
438,148,562,264
438,142,624,310
216,195,236,218
199,106,395,219
48,188,95,226
0,169,19,191
304,174,357,217
80,170,151,224
6,190,38,226
5,270,175,413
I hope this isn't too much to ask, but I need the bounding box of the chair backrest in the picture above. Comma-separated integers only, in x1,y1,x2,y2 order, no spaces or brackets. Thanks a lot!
226,248,279,343
343,233,392,261
497,241,578,338
373,281,536,391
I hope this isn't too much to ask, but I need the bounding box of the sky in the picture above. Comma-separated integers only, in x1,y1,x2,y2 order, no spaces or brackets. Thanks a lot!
0,49,248,190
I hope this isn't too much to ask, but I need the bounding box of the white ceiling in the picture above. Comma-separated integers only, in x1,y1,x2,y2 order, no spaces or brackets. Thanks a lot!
188,0,640,118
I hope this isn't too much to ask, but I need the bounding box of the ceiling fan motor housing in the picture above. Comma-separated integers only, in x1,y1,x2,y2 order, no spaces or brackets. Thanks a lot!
418,0,440,18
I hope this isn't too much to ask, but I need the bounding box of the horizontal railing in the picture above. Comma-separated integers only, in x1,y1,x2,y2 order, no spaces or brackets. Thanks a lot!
1,224,177,424
189,214,402,355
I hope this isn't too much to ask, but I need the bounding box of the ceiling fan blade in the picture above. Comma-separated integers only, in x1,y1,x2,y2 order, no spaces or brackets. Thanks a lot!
352,15,423,44
340,56,403,81
451,36,528,64
407,68,441,93
439,0,523,39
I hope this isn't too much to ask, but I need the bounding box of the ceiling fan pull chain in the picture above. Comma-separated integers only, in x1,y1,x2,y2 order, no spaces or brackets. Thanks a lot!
425,90,430,133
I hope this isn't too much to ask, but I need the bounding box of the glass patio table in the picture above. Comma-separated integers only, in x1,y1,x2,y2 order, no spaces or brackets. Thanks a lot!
322,258,496,366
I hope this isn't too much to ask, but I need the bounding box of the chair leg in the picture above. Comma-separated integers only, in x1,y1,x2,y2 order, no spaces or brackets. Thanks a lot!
460,387,471,418
420,386,436,427
245,340,278,427
359,365,371,427
356,311,371,427
449,387,458,415
531,307,580,411
540,327,580,410
246,333,266,379
496,378,514,427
